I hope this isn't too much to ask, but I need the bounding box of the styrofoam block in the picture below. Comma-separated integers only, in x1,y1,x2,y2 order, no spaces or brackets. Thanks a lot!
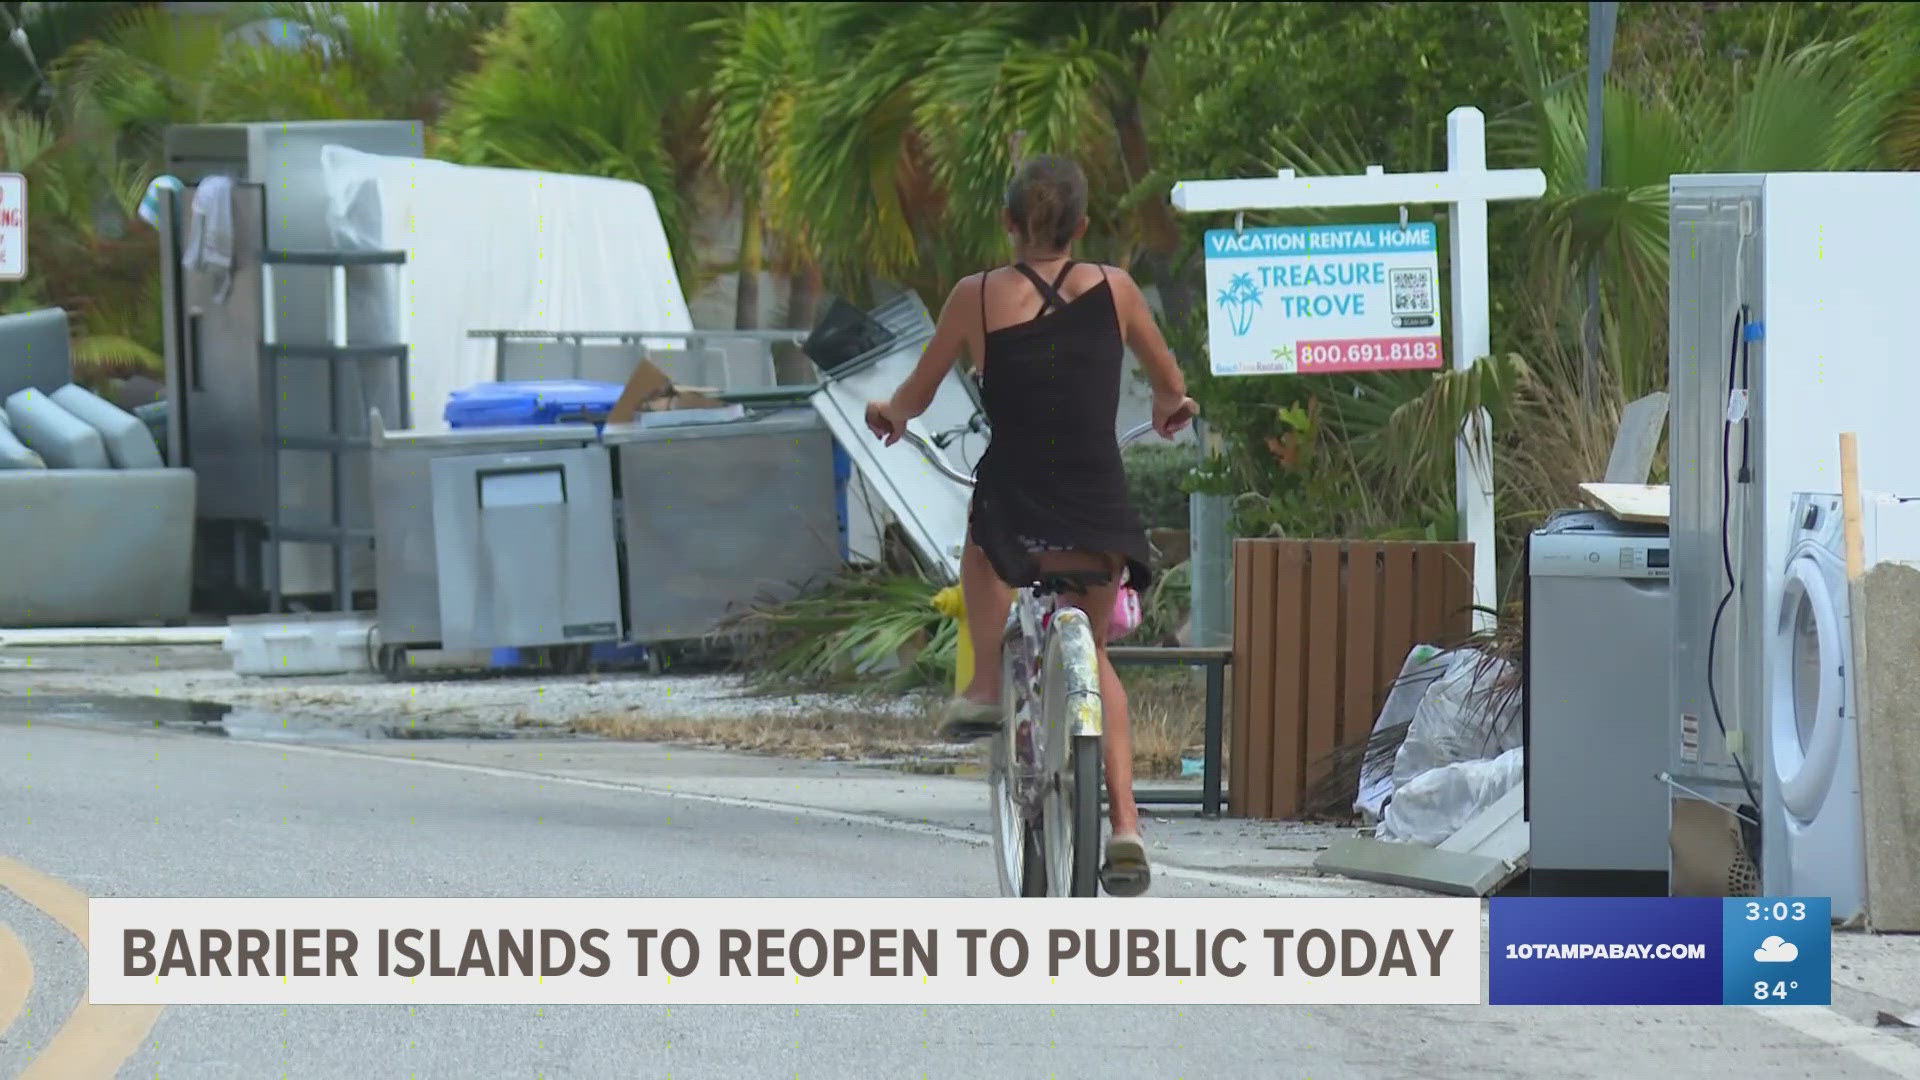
225,613,376,677
5,388,109,469
50,383,164,469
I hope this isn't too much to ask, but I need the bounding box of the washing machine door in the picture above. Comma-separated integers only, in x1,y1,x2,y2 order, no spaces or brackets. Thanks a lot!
1770,551,1849,823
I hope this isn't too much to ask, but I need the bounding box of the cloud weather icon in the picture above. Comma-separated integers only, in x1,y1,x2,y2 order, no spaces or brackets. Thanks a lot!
1755,937,1799,963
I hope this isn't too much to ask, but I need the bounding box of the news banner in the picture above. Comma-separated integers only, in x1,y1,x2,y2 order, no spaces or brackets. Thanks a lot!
88,896,1831,1006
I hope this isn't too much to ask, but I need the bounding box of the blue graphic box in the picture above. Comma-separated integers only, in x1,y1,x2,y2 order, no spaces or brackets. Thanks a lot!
1489,897,1830,1005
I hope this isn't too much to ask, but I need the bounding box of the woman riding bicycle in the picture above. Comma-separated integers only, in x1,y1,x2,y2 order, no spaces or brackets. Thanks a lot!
865,154,1198,896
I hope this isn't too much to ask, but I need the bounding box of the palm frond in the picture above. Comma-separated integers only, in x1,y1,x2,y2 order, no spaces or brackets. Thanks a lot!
1829,2,1920,169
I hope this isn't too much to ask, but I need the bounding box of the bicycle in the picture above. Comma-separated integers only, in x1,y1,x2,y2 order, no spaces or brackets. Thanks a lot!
903,418,1159,897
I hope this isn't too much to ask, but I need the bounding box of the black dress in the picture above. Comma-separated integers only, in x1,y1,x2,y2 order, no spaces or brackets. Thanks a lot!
968,260,1155,593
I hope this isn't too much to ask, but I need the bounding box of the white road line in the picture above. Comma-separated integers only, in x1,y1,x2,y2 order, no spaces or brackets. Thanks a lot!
253,739,1380,899
1748,1004,1920,1076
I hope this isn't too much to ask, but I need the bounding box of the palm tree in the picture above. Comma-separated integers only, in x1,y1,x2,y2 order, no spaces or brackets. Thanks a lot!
437,2,720,293
248,2,507,131
0,106,163,381
0,1,149,115
1834,2,1920,171
702,1,826,356
754,3,1186,308
36,2,504,369
1174,3,1876,598
1388,7,1868,593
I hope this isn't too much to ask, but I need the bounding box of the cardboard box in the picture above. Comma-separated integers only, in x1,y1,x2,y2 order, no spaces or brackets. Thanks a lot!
606,359,724,424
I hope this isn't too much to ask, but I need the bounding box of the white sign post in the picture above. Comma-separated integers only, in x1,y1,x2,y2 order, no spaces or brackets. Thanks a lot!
1170,107,1545,629
0,173,24,281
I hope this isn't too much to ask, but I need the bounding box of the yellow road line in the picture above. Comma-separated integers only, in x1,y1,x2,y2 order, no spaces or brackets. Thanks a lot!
0,856,163,1079
0,920,32,1038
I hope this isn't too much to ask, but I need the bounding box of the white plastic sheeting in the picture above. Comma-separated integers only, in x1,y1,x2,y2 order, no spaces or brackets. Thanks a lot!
1388,648,1521,791
1354,644,1449,821
1369,647,1525,846
320,146,694,433
1378,746,1525,847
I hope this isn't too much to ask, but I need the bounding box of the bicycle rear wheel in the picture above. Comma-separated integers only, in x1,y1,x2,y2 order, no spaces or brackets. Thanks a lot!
989,729,1048,897
1038,613,1104,897
988,625,1046,896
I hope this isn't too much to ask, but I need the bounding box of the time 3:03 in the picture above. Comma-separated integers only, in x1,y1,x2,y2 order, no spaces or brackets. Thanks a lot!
1746,901,1809,922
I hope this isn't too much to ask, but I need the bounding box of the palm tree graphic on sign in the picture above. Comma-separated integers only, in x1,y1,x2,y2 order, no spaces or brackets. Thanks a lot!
1217,273,1261,336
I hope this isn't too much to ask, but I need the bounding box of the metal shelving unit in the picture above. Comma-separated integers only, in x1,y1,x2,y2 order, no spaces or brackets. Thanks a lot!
260,248,410,613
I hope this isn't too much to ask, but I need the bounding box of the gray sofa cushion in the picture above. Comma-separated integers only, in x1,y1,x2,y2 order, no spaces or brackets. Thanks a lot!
51,382,164,469
0,416,43,469
0,468,195,625
5,388,109,469
0,307,74,401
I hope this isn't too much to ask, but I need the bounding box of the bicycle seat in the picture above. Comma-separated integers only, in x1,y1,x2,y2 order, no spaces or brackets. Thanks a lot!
1032,569,1114,597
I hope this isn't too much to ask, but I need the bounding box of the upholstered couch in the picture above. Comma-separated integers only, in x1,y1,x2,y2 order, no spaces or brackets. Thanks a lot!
0,307,196,627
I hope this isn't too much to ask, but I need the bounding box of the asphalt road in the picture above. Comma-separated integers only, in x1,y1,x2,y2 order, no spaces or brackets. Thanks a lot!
4,703,1920,1079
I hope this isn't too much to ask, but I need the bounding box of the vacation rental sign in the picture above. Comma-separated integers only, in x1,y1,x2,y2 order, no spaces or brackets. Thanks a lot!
1204,222,1443,376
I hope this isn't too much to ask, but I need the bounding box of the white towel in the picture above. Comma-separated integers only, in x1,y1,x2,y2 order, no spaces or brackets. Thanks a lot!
184,174,236,305
137,174,184,228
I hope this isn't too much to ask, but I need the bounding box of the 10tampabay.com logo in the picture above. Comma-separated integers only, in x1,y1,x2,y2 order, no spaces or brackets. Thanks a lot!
1490,897,1831,1005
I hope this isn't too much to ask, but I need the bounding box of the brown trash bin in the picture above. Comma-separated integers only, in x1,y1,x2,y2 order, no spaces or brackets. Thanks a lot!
1230,539,1475,819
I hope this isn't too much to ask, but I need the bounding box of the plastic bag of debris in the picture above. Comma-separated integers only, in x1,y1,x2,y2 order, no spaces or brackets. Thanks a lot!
1387,647,1521,794
1377,745,1524,846
1354,644,1450,821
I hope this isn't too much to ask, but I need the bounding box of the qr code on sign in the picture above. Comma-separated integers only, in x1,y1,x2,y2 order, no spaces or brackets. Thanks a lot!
1390,268,1433,315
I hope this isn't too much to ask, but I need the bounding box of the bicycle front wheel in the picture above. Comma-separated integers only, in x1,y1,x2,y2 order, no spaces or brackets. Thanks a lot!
1069,734,1104,897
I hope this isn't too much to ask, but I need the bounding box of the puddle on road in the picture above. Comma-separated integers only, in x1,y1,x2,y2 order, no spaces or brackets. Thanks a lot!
0,692,511,743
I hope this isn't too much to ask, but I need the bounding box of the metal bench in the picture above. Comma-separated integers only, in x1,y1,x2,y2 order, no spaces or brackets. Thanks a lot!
1110,645,1232,818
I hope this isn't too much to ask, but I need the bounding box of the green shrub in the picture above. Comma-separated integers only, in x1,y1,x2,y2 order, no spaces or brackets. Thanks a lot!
1124,443,1193,532
725,570,953,695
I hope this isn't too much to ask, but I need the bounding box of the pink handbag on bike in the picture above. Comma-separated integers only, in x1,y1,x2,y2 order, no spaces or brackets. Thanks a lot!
1107,571,1143,642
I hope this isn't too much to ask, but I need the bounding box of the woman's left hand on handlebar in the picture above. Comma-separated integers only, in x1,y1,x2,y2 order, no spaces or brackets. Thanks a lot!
865,400,907,445
1152,394,1199,439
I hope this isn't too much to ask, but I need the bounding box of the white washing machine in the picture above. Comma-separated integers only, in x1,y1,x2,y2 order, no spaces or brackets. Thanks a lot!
1767,491,1920,919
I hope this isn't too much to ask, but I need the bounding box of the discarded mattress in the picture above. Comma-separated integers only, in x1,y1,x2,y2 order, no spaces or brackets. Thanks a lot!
321,145,695,434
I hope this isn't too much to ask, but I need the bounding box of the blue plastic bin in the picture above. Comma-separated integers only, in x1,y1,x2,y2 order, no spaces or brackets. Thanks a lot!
444,380,626,429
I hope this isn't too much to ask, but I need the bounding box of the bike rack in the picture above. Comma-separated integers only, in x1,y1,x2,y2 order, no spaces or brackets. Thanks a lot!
1109,646,1231,819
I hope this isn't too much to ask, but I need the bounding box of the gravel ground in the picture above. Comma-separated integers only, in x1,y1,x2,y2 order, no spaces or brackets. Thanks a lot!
0,644,933,741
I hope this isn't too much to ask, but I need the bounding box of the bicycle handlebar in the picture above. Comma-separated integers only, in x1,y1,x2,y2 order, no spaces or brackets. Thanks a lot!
900,419,1161,489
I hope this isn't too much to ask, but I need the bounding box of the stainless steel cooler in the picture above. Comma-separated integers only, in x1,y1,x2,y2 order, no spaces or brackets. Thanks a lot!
603,410,841,644
369,417,600,652
428,444,622,652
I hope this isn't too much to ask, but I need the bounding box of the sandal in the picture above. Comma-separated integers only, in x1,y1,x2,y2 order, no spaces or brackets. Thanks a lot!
1100,833,1152,897
937,697,1004,741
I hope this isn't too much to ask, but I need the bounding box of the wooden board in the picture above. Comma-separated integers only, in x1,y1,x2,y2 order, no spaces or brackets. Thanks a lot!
1578,482,1671,524
1604,391,1671,485
1313,835,1518,897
